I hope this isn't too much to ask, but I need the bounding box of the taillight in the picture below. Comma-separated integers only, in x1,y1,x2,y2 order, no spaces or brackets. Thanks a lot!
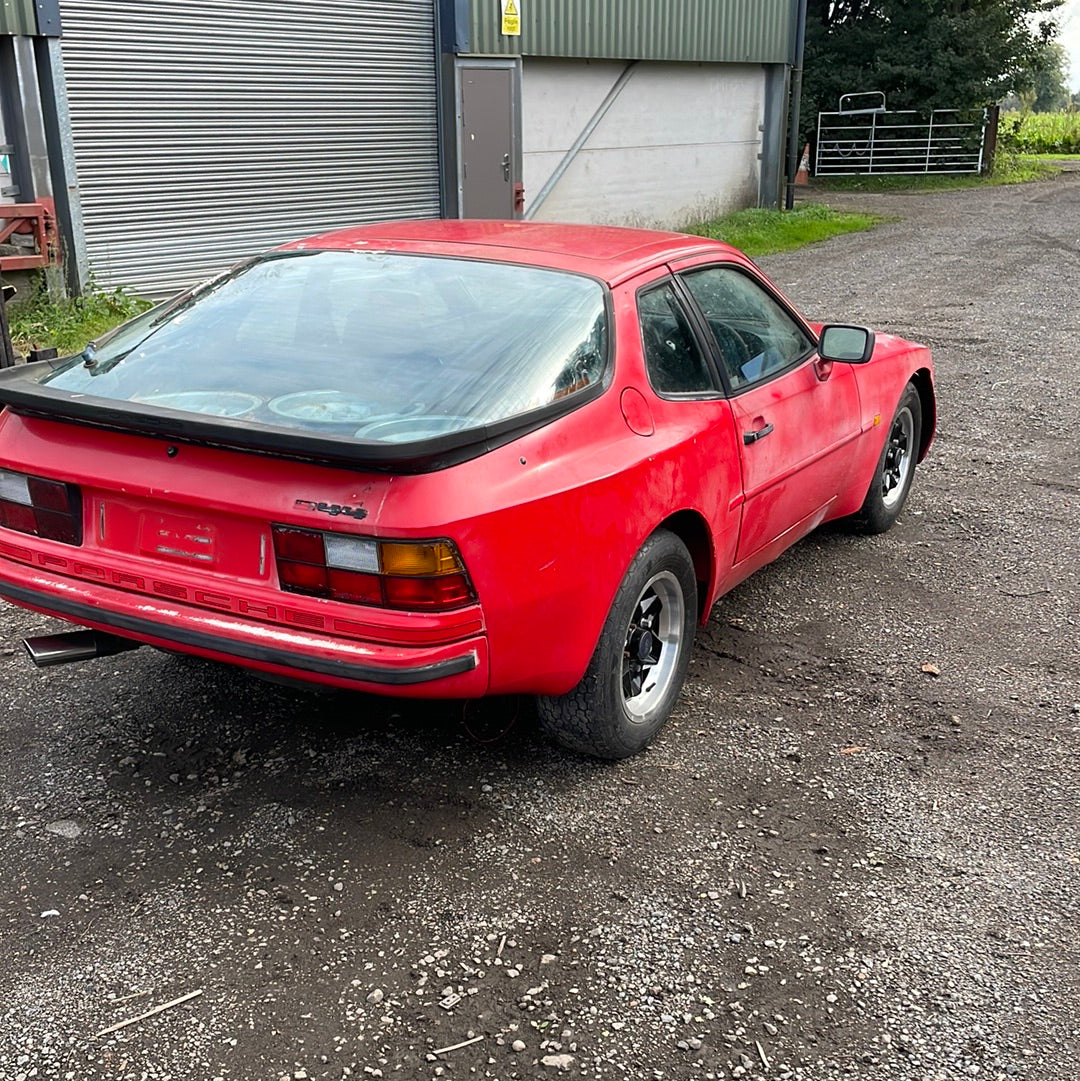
271,526,475,611
0,468,82,545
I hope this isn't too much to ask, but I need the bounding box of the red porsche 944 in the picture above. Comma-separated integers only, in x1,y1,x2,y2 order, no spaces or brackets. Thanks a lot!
0,221,934,758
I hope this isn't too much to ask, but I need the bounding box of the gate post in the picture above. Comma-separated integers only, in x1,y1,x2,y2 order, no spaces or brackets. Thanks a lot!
982,106,999,174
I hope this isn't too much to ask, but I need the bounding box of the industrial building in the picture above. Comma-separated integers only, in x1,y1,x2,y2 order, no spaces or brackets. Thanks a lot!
2,0,800,297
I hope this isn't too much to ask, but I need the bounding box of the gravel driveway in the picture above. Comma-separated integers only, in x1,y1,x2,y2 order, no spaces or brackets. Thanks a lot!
1,172,1078,1081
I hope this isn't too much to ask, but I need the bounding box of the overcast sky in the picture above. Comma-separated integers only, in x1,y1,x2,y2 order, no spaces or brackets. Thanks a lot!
1059,0,1080,90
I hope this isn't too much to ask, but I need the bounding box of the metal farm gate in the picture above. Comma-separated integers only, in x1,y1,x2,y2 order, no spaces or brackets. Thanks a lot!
816,93,987,177
59,0,441,296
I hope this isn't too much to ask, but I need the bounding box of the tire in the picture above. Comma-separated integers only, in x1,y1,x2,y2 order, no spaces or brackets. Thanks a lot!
536,529,697,760
852,382,922,534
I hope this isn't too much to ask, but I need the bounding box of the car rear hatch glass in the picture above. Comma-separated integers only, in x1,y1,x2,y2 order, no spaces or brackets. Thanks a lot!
0,251,609,471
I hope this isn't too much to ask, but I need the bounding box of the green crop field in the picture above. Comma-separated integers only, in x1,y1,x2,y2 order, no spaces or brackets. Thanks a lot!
998,111,1080,156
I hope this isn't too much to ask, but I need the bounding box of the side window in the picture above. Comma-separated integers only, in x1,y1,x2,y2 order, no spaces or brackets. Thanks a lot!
638,282,714,396
681,267,814,391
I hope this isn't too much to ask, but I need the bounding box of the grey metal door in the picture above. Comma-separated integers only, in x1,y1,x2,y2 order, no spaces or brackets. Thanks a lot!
460,64,519,219
59,0,441,296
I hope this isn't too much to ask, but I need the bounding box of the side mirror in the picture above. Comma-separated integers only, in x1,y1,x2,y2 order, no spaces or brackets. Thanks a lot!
818,324,875,364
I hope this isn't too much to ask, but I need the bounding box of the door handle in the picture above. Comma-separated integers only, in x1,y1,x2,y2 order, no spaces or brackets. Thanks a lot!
743,422,774,445
502,153,511,181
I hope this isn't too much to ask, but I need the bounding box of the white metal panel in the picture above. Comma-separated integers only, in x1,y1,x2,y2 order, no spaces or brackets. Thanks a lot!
60,0,440,296
522,59,764,228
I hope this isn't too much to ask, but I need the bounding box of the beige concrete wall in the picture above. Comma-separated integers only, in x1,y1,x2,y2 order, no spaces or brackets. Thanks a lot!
522,58,765,229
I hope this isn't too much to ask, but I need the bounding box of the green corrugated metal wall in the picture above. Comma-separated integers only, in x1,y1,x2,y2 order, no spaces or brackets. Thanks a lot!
0,0,37,35
470,0,796,63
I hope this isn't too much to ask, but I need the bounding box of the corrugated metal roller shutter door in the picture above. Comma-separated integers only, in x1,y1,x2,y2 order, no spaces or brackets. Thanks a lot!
59,0,440,296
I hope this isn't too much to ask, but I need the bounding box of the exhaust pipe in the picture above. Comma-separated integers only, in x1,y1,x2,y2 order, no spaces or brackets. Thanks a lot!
23,630,142,668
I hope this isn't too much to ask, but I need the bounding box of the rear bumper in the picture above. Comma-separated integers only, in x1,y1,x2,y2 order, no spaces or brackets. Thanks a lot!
0,567,488,695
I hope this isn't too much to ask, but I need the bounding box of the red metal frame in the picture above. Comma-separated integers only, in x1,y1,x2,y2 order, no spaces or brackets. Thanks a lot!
0,200,58,270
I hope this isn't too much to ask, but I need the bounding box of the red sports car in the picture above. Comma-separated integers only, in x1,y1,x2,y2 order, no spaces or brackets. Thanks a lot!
0,221,934,758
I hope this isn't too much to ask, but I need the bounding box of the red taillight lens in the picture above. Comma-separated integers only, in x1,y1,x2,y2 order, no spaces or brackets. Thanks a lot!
0,500,37,535
0,468,82,546
277,560,330,596
27,477,74,513
272,526,325,564
31,509,82,545
271,525,475,612
327,568,382,605
383,573,474,610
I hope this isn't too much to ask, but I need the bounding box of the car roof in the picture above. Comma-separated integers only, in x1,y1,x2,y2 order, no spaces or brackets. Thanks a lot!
278,219,742,286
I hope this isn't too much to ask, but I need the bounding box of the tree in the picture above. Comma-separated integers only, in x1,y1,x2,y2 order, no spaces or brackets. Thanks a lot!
1001,40,1072,110
804,0,1063,134
1028,41,1071,111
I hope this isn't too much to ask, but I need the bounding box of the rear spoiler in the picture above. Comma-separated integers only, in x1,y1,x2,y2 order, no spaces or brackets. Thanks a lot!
0,364,604,474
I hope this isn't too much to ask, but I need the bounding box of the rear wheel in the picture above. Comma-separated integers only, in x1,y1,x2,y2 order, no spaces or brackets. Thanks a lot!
852,382,922,534
536,529,697,759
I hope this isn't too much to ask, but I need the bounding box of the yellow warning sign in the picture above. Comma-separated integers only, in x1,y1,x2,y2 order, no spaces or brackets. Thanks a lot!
501,0,520,36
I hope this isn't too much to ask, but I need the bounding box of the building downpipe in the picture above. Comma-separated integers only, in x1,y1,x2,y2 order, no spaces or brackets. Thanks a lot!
784,0,808,211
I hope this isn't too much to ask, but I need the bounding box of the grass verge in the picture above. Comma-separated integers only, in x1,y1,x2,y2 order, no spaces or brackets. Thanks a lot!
1016,152,1080,162
683,203,886,257
812,152,1059,194
8,286,152,356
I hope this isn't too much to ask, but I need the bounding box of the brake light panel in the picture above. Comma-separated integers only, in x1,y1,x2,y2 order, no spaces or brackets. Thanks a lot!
0,468,83,545
272,525,474,611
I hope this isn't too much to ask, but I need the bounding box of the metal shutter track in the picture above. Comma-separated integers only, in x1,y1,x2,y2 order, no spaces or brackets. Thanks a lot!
60,0,440,296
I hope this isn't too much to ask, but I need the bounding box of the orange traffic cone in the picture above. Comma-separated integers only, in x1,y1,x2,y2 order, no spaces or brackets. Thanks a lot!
795,143,811,185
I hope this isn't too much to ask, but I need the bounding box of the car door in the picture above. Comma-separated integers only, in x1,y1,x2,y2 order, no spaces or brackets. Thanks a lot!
673,261,862,564
626,270,743,585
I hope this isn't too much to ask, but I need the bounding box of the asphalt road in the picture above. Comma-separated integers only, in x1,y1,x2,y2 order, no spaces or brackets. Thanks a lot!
1,172,1078,1081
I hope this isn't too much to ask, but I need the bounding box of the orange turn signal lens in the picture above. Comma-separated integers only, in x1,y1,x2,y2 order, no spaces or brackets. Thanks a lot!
379,541,462,577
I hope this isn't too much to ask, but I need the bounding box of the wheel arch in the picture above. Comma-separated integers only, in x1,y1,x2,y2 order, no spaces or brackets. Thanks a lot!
656,509,714,622
910,367,935,461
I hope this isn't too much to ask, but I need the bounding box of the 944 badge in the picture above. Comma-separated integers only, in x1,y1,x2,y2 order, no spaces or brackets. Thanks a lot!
294,499,368,521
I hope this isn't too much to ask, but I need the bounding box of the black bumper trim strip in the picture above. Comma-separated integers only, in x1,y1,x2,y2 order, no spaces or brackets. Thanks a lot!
0,580,479,686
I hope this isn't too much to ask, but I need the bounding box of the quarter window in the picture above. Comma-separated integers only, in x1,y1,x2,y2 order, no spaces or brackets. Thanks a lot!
638,282,714,395
681,267,814,390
